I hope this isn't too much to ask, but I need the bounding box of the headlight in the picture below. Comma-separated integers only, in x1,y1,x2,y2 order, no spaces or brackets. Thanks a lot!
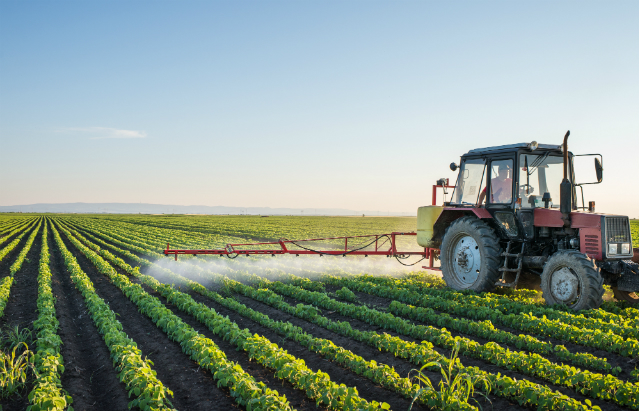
621,243,630,254
608,244,618,255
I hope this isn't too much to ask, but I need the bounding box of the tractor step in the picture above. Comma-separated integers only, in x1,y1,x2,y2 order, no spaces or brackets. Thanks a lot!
496,241,526,288
499,267,521,272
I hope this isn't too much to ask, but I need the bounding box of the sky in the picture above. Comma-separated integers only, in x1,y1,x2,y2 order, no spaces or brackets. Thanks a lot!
1,0,638,217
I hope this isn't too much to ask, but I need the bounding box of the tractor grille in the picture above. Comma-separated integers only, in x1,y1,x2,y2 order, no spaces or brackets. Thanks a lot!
605,217,631,244
584,234,600,256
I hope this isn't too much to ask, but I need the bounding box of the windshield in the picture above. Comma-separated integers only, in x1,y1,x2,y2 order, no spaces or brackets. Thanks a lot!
453,158,486,205
519,153,567,208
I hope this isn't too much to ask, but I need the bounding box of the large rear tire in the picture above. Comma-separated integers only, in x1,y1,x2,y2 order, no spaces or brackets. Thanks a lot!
440,216,501,292
540,251,604,310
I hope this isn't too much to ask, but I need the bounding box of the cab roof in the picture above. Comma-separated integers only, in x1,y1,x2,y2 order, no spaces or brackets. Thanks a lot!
463,143,563,157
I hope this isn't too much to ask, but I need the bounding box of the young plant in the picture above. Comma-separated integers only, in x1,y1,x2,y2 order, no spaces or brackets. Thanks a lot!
0,342,34,398
2,325,34,353
408,342,488,411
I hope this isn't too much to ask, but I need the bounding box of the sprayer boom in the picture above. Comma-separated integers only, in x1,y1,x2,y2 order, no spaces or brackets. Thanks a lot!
163,232,436,266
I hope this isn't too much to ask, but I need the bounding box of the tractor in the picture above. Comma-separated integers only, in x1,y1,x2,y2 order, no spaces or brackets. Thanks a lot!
417,131,639,310
164,131,638,311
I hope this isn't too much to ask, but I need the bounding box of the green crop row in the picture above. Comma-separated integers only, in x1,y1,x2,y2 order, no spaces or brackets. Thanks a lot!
54,219,294,411
69,220,632,408
322,275,616,374
57,220,389,410
67,220,328,294
0,218,39,263
0,218,38,248
27,221,73,411
65,222,469,410
387,300,616,374
350,273,639,337
79,226,599,411
66,219,599,410
0,219,42,318
223,278,604,411
50,222,177,410
323,275,639,357
0,217,35,237
72,218,638,366
267,280,639,409
76,215,637,323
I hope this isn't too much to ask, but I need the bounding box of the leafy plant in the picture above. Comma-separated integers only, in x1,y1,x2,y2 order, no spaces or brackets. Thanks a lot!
335,287,357,302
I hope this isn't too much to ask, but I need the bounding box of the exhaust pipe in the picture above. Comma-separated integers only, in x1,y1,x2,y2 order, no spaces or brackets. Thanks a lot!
560,130,572,226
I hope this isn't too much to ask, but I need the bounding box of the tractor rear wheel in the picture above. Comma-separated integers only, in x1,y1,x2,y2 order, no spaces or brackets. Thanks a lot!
612,287,639,304
440,216,501,292
540,251,604,310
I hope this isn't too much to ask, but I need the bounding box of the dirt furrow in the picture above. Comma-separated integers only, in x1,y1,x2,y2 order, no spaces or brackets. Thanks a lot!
0,227,33,280
0,226,42,329
57,227,242,411
273,289,630,411
336,285,635,377
48,228,132,411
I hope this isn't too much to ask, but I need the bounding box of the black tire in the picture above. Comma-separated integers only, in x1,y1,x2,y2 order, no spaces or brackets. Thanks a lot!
440,216,501,292
540,251,604,310
612,287,639,304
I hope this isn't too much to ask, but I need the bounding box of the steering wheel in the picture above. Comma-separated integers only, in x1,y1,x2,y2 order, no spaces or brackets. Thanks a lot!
520,184,535,194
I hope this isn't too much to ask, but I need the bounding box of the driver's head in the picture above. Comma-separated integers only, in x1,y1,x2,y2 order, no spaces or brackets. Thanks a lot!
497,164,510,180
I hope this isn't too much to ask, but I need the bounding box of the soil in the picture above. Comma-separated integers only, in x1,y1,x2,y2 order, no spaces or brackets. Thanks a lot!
10,219,632,411
76,228,424,410
326,284,636,380
0,225,41,411
279,287,631,411
56,226,242,411
0,226,33,283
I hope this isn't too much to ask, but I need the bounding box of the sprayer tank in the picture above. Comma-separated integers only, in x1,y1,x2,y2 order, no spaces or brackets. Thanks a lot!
416,206,444,247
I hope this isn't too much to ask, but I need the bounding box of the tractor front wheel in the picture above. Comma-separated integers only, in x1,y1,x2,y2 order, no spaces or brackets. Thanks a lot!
440,216,501,292
540,251,604,310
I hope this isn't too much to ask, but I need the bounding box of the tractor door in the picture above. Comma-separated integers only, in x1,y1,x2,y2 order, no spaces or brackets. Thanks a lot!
486,157,520,238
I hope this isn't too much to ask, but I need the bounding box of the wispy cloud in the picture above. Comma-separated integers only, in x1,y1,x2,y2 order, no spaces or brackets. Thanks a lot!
58,127,147,139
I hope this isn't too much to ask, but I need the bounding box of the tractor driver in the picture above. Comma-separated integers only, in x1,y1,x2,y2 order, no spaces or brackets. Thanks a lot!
477,162,513,205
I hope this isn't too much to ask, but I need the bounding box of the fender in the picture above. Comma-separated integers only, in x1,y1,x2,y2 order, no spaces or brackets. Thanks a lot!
431,207,492,247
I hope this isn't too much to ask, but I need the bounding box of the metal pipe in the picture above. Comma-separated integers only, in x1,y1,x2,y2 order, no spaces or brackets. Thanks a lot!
560,130,572,226
563,130,569,180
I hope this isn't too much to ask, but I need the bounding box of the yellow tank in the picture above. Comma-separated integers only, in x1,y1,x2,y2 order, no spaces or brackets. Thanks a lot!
416,206,444,247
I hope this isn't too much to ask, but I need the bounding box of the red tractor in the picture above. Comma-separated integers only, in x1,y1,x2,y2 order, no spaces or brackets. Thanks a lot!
164,131,638,311
419,131,639,310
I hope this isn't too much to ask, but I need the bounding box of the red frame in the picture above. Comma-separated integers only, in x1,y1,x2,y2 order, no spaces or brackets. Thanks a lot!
163,184,455,271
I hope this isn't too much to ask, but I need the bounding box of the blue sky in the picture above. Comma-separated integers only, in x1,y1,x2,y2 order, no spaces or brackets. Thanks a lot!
1,1,638,216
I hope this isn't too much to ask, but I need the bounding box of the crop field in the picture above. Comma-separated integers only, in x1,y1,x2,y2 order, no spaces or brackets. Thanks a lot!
1,214,639,411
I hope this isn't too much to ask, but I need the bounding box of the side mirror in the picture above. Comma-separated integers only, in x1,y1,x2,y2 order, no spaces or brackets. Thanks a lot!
450,162,458,172
595,158,603,182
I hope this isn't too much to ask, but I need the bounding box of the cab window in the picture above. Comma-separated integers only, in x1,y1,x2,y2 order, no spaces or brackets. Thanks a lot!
519,154,565,208
453,158,486,205
489,159,513,204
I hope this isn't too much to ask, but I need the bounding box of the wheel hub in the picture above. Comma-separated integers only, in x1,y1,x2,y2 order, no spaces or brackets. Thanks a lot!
550,267,579,302
452,235,481,285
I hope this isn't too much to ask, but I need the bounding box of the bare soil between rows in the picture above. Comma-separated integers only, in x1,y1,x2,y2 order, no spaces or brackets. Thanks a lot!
324,284,637,379
65,222,637,410
291,287,632,411
57,224,243,411
1,224,42,411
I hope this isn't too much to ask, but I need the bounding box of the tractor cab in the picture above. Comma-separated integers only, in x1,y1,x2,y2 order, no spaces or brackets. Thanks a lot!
454,143,588,206
418,132,638,310
448,142,576,240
